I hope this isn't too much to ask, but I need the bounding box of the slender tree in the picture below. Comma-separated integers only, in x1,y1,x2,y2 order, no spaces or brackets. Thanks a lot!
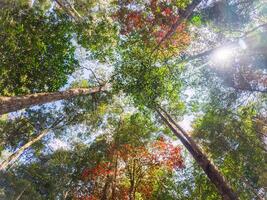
0,115,66,170
0,129,49,171
155,107,238,200
0,85,107,115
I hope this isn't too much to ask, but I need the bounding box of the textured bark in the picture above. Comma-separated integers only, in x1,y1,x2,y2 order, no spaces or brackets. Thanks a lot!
0,129,49,170
156,108,238,200
0,85,107,115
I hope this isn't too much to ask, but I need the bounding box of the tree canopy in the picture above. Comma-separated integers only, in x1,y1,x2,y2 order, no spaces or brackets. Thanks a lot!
0,0,266,199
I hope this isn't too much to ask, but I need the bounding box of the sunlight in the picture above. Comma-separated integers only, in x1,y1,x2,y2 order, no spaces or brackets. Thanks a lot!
211,47,234,64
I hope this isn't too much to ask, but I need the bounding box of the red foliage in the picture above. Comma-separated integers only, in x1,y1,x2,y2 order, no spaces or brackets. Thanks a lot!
80,138,183,199
114,0,190,50
162,7,172,16
81,138,183,180
81,161,113,181
152,137,184,169
79,195,97,200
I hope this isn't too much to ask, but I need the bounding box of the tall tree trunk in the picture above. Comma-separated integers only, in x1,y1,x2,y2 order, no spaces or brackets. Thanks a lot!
54,0,82,21
111,153,119,200
0,129,49,170
155,108,238,200
101,175,112,200
0,85,107,115
129,160,136,200
0,116,65,171
15,184,30,200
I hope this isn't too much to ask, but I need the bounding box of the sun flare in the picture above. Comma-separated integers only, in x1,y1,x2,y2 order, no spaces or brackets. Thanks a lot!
211,47,234,64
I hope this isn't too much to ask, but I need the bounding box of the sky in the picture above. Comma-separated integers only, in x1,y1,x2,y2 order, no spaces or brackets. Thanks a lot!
2,0,267,171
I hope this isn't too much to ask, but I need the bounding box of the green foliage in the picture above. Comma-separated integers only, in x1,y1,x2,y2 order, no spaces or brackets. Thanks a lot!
75,19,118,62
0,117,34,151
0,0,266,199
191,105,267,199
0,5,78,95
112,36,183,109
191,15,202,26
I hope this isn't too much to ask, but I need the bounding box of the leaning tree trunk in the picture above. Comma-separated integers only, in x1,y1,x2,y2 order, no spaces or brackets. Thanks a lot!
0,129,49,170
155,108,238,200
15,184,30,200
0,85,107,115
54,0,82,21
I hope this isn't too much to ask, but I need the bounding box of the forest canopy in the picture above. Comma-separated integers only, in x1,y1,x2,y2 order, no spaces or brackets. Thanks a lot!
0,0,266,199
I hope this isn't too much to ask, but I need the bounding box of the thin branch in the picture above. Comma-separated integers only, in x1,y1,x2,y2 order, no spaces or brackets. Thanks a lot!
176,23,267,64
152,0,203,53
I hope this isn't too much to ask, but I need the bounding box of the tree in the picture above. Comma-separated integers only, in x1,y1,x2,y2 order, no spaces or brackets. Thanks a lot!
111,0,239,197
1,0,266,199
156,107,238,200
0,88,110,171
184,81,267,199
0,3,78,95
0,113,183,200
79,138,183,200
0,85,107,115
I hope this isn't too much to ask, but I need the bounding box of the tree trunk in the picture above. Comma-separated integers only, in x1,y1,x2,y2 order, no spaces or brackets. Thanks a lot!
111,153,119,200
0,129,49,170
155,108,238,200
129,160,136,200
15,184,30,200
0,85,107,115
101,175,112,200
54,0,82,21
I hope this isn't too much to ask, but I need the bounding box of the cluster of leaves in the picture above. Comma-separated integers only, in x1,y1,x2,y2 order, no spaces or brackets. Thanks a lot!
0,116,34,152
112,35,185,111
73,0,119,62
0,4,78,95
114,0,190,53
0,112,184,200
1,0,267,199
77,138,183,200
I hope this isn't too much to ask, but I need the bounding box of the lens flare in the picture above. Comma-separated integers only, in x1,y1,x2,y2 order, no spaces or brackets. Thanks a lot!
211,47,234,62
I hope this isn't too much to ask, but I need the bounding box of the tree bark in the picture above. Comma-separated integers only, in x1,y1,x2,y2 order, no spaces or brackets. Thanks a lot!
54,0,82,21
155,108,238,200
111,153,119,200
101,175,112,200
15,183,30,200
0,85,107,115
0,129,49,170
